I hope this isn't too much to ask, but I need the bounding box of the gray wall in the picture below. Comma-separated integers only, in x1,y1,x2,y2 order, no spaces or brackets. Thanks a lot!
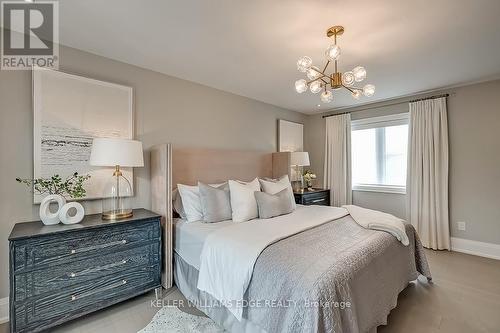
305,79,500,245
0,45,306,299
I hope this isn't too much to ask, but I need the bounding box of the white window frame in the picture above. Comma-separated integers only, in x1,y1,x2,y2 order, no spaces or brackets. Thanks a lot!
351,112,409,194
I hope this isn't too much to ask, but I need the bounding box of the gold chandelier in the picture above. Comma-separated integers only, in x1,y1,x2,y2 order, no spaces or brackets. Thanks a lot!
295,25,375,104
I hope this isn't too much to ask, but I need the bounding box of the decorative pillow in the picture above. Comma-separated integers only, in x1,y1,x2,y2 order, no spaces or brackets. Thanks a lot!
254,188,294,219
259,175,296,211
176,182,227,222
177,184,203,222
172,189,187,219
198,182,232,223
228,178,261,222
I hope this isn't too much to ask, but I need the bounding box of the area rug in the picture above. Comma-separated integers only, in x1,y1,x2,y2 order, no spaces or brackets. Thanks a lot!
138,306,224,333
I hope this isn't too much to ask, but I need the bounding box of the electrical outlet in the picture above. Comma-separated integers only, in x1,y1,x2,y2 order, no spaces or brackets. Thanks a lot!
457,221,466,231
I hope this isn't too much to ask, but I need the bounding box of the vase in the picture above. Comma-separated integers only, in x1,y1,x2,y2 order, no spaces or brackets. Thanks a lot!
39,194,66,225
59,202,85,224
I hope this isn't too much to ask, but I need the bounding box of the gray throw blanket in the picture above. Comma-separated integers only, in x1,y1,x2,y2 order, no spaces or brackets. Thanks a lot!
243,215,431,333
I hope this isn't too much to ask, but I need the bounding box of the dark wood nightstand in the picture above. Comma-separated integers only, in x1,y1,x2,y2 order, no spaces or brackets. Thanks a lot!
9,209,162,333
293,188,330,206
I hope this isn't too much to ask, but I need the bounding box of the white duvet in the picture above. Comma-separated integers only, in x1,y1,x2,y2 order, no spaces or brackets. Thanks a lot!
196,205,348,320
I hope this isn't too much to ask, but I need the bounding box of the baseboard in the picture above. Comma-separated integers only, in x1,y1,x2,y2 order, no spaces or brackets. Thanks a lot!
451,237,500,260
0,297,8,324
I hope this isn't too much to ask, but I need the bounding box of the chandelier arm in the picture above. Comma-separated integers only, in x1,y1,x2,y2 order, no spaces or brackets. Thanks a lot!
343,85,363,93
322,60,330,73
310,67,328,77
342,85,355,93
320,78,329,85
306,73,329,85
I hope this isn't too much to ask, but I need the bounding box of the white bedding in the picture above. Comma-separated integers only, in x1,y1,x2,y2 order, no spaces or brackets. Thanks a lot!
196,205,349,320
173,218,233,270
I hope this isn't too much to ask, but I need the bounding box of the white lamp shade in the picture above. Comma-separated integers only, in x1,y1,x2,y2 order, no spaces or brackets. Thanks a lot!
290,151,310,166
89,138,144,167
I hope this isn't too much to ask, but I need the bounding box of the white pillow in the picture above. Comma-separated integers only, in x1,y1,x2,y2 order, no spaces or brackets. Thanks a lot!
172,189,187,219
176,182,227,222
177,184,203,222
259,175,296,211
228,178,261,222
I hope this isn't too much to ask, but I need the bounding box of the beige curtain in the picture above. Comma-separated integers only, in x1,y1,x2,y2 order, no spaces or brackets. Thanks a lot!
407,97,450,250
323,114,352,207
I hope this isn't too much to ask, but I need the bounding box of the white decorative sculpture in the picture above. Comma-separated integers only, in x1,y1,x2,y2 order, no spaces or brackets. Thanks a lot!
59,202,85,225
39,194,66,225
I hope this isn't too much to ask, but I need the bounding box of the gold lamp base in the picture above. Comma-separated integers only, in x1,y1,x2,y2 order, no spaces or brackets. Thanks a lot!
102,209,133,221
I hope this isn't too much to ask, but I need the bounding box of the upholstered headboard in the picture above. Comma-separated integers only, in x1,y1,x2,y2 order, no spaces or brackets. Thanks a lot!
172,148,274,187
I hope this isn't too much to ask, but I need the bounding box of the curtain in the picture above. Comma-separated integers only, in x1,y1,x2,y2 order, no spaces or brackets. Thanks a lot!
323,113,352,207
407,97,450,250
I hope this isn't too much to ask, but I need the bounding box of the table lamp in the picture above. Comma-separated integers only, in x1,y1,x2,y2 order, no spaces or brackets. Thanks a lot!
89,138,144,220
290,151,310,192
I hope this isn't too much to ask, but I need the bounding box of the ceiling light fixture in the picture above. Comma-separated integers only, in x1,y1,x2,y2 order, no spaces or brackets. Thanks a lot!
295,26,375,104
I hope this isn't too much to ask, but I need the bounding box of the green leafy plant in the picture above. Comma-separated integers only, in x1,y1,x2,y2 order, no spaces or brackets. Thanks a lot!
16,172,91,199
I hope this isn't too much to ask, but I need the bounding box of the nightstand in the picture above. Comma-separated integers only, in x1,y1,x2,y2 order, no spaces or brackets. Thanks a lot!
293,188,330,206
9,209,162,333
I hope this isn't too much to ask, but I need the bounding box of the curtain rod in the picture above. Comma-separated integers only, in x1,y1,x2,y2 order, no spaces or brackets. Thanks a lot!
322,93,450,118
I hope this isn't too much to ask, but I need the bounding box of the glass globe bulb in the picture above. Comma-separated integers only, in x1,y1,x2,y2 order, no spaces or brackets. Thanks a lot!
352,90,361,99
342,71,355,86
306,66,321,80
325,44,341,61
363,84,375,97
295,79,308,93
297,56,312,72
320,90,333,103
310,81,322,94
352,66,367,82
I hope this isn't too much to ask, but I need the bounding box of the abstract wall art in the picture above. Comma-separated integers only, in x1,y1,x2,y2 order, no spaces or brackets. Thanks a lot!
32,68,134,203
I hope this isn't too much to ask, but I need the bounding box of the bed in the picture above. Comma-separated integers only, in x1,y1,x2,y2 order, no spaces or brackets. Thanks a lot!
150,145,431,333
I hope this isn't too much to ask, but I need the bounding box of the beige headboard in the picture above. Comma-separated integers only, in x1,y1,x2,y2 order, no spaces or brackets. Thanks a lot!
172,148,274,187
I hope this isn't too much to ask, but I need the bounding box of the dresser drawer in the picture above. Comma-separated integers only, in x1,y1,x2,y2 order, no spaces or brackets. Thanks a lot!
12,265,160,332
303,193,329,205
14,242,160,301
294,189,330,206
12,219,160,272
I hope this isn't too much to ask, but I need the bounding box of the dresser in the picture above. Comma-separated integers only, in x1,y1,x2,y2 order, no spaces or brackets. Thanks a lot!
293,188,330,206
8,209,162,333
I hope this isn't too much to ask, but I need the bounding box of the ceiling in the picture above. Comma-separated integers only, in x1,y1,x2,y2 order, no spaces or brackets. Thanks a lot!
52,0,500,114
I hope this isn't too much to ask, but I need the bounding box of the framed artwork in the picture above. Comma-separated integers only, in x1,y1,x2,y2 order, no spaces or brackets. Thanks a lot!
32,67,134,203
278,119,304,152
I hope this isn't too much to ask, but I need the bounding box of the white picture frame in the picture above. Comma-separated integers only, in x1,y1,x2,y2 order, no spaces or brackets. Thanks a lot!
278,119,304,152
32,67,134,203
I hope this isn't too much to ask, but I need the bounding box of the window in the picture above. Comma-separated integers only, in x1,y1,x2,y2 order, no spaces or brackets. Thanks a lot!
351,113,409,194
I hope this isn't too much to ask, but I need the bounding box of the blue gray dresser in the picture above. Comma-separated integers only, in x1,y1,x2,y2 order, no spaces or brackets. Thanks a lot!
8,209,162,333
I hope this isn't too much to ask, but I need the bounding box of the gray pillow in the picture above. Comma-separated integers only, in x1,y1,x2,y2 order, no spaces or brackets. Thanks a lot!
198,182,232,223
254,188,294,219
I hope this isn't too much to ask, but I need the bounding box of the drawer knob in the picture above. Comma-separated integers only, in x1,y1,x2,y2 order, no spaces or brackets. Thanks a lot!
71,295,76,301
122,279,127,284
122,260,127,264
121,240,127,244
69,272,76,278
70,249,76,254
